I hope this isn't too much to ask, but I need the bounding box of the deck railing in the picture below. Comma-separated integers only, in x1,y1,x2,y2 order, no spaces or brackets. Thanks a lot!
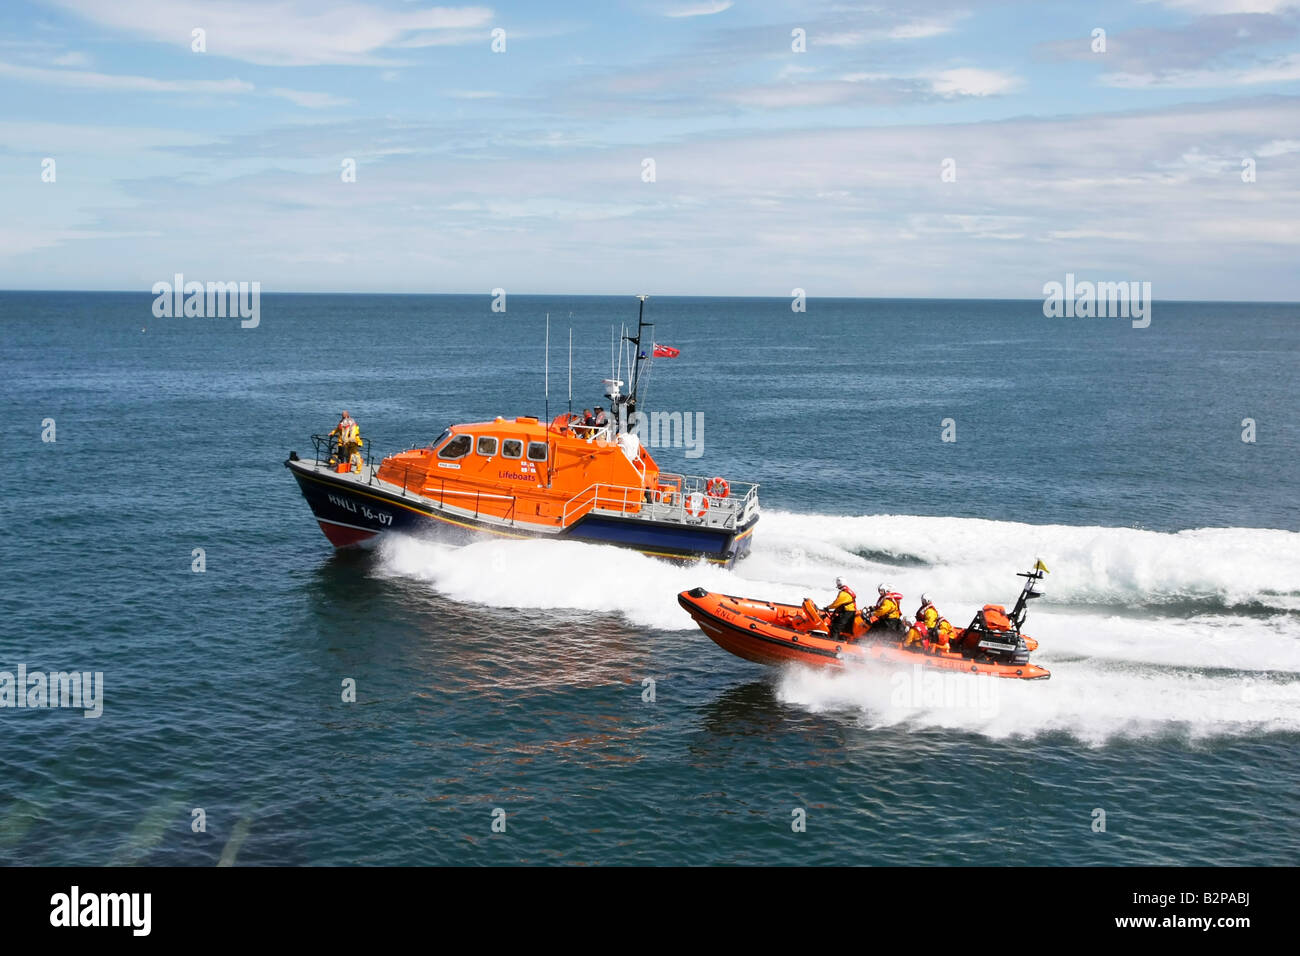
560,475,759,531
308,434,755,532
309,432,379,477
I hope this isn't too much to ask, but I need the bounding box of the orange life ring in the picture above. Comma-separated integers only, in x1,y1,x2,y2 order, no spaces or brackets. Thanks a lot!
685,492,709,518
706,477,729,498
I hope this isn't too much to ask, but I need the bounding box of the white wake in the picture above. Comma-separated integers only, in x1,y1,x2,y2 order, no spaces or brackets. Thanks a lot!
372,510,1300,741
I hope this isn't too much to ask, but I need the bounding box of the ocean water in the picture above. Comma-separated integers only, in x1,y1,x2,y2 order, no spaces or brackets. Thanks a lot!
1,291,1297,866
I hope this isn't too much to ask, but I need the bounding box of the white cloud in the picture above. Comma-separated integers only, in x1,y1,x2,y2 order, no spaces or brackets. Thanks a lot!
819,14,965,47
818,31,874,47
47,0,494,66
0,120,211,152
840,72,895,83
662,1,732,17
722,66,1021,110
1102,52,1300,87
443,197,650,220
0,227,161,257
1142,0,1298,13
1046,229,1146,241
51,51,92,67
776,63,818,80
1257,138,1300,156
930,68,1022,96
0,59,253,93
889,18,961,40
269,87,353,108
722,82,859,108
5,81,1299,298
912,213,1029,240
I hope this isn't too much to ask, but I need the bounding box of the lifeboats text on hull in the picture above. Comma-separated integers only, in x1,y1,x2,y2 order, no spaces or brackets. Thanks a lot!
285,297,760,567
678,564,1052,679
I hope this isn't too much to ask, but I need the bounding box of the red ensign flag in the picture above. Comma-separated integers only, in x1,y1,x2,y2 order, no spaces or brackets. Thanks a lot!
653,343,680,357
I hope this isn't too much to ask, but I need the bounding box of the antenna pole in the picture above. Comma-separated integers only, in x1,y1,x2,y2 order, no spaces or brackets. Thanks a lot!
567,327,573,415
544,314,553,488
630,294,652,407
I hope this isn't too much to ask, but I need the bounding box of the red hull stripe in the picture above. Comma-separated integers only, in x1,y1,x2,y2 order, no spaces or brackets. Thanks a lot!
318,519,378,548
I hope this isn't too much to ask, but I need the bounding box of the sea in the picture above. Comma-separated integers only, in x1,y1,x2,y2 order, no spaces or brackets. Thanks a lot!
2,291,1297,865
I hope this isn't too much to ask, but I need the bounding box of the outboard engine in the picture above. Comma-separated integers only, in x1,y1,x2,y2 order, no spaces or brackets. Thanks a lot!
961,605,1030,664
960,561,1048,664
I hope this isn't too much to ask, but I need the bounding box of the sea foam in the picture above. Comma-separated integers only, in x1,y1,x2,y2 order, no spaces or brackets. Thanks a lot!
373,511,1300,741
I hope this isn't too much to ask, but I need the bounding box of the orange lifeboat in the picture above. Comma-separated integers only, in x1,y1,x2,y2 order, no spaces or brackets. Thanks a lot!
285,297,760,566
677,563,1052,680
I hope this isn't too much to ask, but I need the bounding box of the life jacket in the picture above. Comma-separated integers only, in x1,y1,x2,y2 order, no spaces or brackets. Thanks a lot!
906,617,952,650
931,618,954,648
873,592,902,619
831,585,856,612
918,604,939,629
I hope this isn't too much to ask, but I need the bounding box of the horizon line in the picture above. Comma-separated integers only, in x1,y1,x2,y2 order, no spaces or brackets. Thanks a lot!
2,288,1298,306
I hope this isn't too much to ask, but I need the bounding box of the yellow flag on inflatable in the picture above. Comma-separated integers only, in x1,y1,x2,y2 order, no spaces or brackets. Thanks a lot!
1033,559,1050,574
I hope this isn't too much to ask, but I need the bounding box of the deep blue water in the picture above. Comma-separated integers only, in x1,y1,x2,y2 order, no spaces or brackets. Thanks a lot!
2,292,1297,865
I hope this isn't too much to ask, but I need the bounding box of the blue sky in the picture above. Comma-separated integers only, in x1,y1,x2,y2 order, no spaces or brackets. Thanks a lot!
1,0,1298,298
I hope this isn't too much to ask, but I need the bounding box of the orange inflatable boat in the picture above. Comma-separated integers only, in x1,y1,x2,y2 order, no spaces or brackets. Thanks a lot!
678,564,1052,680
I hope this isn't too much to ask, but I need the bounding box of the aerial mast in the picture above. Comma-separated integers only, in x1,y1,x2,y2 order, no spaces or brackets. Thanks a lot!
627,294,653,419
544,313,553,487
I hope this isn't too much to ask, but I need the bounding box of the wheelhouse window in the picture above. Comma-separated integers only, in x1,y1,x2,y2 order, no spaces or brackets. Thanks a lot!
501,439,523,459
527,441,548,462
438,434,471,459
429,428,451,450
476,436,498,457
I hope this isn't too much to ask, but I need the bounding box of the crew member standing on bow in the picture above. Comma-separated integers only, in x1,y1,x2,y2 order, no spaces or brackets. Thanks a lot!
329,410,363,473
824,578,857,640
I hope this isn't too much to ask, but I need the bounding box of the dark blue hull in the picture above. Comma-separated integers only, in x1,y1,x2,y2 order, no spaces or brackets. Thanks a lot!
287,458,756,566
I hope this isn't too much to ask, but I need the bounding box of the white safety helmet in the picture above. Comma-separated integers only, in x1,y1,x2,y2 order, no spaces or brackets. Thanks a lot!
919,594,932,608
878,583,890,595
835,577,845,589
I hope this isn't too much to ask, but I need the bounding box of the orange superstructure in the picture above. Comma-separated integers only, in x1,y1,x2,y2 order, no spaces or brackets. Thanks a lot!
376,413,670,528
286,297,760,565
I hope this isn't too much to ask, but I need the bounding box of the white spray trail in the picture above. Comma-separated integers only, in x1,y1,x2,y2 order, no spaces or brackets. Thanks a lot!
372,511,1300,741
